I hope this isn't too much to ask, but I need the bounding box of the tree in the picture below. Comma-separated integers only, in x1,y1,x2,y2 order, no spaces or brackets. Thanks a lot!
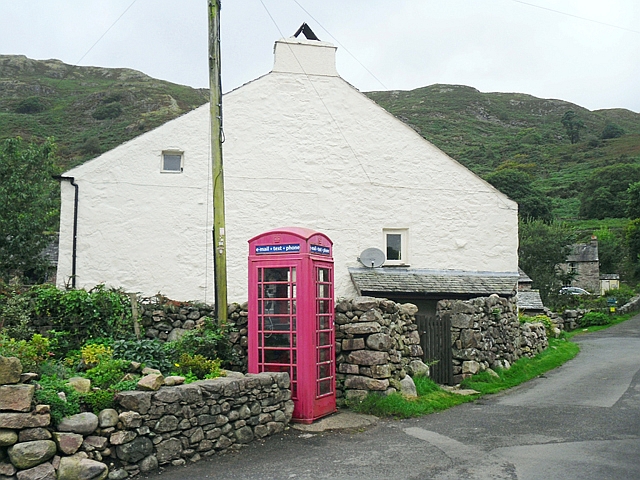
627,181,640,219
518,219,575,304
601,123,625,140
485,168,553,221
0,137,59,283
561,110,585,144
579,164,640,219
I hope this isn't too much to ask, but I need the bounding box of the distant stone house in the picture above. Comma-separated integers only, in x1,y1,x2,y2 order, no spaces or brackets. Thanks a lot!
516,268,545,315
559,236,599,293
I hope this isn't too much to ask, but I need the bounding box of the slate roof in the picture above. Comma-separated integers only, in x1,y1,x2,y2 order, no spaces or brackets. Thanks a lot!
567,242,598,262
349,268,518,296
518,268,533,284
516,290,545,312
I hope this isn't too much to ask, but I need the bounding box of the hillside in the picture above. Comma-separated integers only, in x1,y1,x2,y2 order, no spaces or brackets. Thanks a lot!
0,55,208,170
366,85,640,219
2,55,640,220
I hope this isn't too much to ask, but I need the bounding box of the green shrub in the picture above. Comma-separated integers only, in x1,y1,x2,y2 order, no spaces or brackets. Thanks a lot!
603,285,635,307
14,96,48,114
577,311,611,327
92,102,122,120
112,338,173,373
31,284,133,355
109,379,139,393
521,314,555,337
170,317,233,365
0,333,52,373
81,390,115,414
0,292,34,340
35,376,81,425
173,353,224,380
84,358,129,389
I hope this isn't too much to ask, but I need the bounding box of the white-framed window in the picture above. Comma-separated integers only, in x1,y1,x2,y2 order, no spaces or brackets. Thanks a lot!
383,228,409,266
161,151,183,173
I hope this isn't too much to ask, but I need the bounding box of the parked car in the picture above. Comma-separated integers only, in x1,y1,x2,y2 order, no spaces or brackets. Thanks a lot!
559,286,591,296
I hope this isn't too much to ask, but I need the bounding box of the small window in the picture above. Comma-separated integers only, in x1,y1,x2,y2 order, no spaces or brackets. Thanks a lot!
162,151,183,172
383,228,408,265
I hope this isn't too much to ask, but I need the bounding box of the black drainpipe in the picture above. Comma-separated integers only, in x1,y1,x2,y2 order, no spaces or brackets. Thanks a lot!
53,175,78,288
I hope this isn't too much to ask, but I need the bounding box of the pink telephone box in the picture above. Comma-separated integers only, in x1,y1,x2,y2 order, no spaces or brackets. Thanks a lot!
248,227,336,423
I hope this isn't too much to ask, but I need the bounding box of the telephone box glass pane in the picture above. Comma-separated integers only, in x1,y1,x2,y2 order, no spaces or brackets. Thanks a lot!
317,284,330,298
318,300,330,314
318,379,331,396
318,315,331,330
264,268,291,282
264,350,290,364
263,316,289,331
318,348,331,362
317,268,329,282
264,300,290,314
265,334,290,348
318,363,330,379
319,332,331,346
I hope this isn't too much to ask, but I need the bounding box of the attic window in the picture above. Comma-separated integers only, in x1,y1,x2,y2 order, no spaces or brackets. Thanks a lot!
162,151,183,173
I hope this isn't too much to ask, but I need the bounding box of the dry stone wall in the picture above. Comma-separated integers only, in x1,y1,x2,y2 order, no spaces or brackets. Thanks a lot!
437,294,548,384
0,355,292,479
334,296,427,404
137,297,248,372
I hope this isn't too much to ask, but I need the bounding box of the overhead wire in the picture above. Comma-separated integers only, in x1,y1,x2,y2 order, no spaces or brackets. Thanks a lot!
258,0,374,184
290,0,388,90
509,0,640,34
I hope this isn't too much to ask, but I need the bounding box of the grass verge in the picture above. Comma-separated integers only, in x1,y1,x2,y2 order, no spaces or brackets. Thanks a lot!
564,313,634,339
460,337,579,395
351,376,477,419
350,337,579,418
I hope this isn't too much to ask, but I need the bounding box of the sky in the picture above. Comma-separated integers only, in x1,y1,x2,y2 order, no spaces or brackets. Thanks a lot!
2,0,639,112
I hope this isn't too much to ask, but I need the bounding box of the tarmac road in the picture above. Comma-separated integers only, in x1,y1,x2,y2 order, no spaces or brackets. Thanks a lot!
145,315,640,480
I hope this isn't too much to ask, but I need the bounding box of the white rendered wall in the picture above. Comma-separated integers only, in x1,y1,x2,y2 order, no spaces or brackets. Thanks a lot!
57,39,518,303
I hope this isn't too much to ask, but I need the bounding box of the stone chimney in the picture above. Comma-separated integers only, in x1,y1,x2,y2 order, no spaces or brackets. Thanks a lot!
272,25,338,77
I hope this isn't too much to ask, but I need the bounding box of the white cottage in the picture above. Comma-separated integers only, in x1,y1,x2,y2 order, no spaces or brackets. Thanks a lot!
57,30,519,313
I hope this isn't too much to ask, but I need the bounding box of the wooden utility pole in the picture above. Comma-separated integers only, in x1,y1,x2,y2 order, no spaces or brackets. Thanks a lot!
209,0,228,323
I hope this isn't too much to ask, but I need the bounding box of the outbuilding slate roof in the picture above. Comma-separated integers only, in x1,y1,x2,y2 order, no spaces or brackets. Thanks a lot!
516,290,545,312
349,268,518,296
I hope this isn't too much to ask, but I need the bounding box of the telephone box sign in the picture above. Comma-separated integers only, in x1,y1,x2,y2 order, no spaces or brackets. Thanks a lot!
255,243,300,254
310,244,331,255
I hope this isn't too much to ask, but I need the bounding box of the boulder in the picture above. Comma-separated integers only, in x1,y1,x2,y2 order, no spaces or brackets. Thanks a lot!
57,456,108,480
347,350,389,366
359,309,384,324
366,333,394,351
408,360,430,377
16,461,56,480
342,322,381,335
115,436,153,463
18,428,52,442
344,375,389,391
137,373,164,391
52,432,84,455
115,392,152,414
462,361,480,375
66,377,91,394
57,412,99,435
398,303,418,316
155,438,182,464
98,409,119,428
399,375,418,398
139,455,158,473
0,413,51,430
351,296,379,311
0,356,22,384
83,436,108,451
8,440,57,469
0,384,35,412
0,461,16,476
109,430,136,445
163,376,185,386
141,367,162,376
0,428,18,446
118,411,142,428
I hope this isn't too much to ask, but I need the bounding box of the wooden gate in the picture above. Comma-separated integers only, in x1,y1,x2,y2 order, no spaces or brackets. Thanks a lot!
416,314,453,385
